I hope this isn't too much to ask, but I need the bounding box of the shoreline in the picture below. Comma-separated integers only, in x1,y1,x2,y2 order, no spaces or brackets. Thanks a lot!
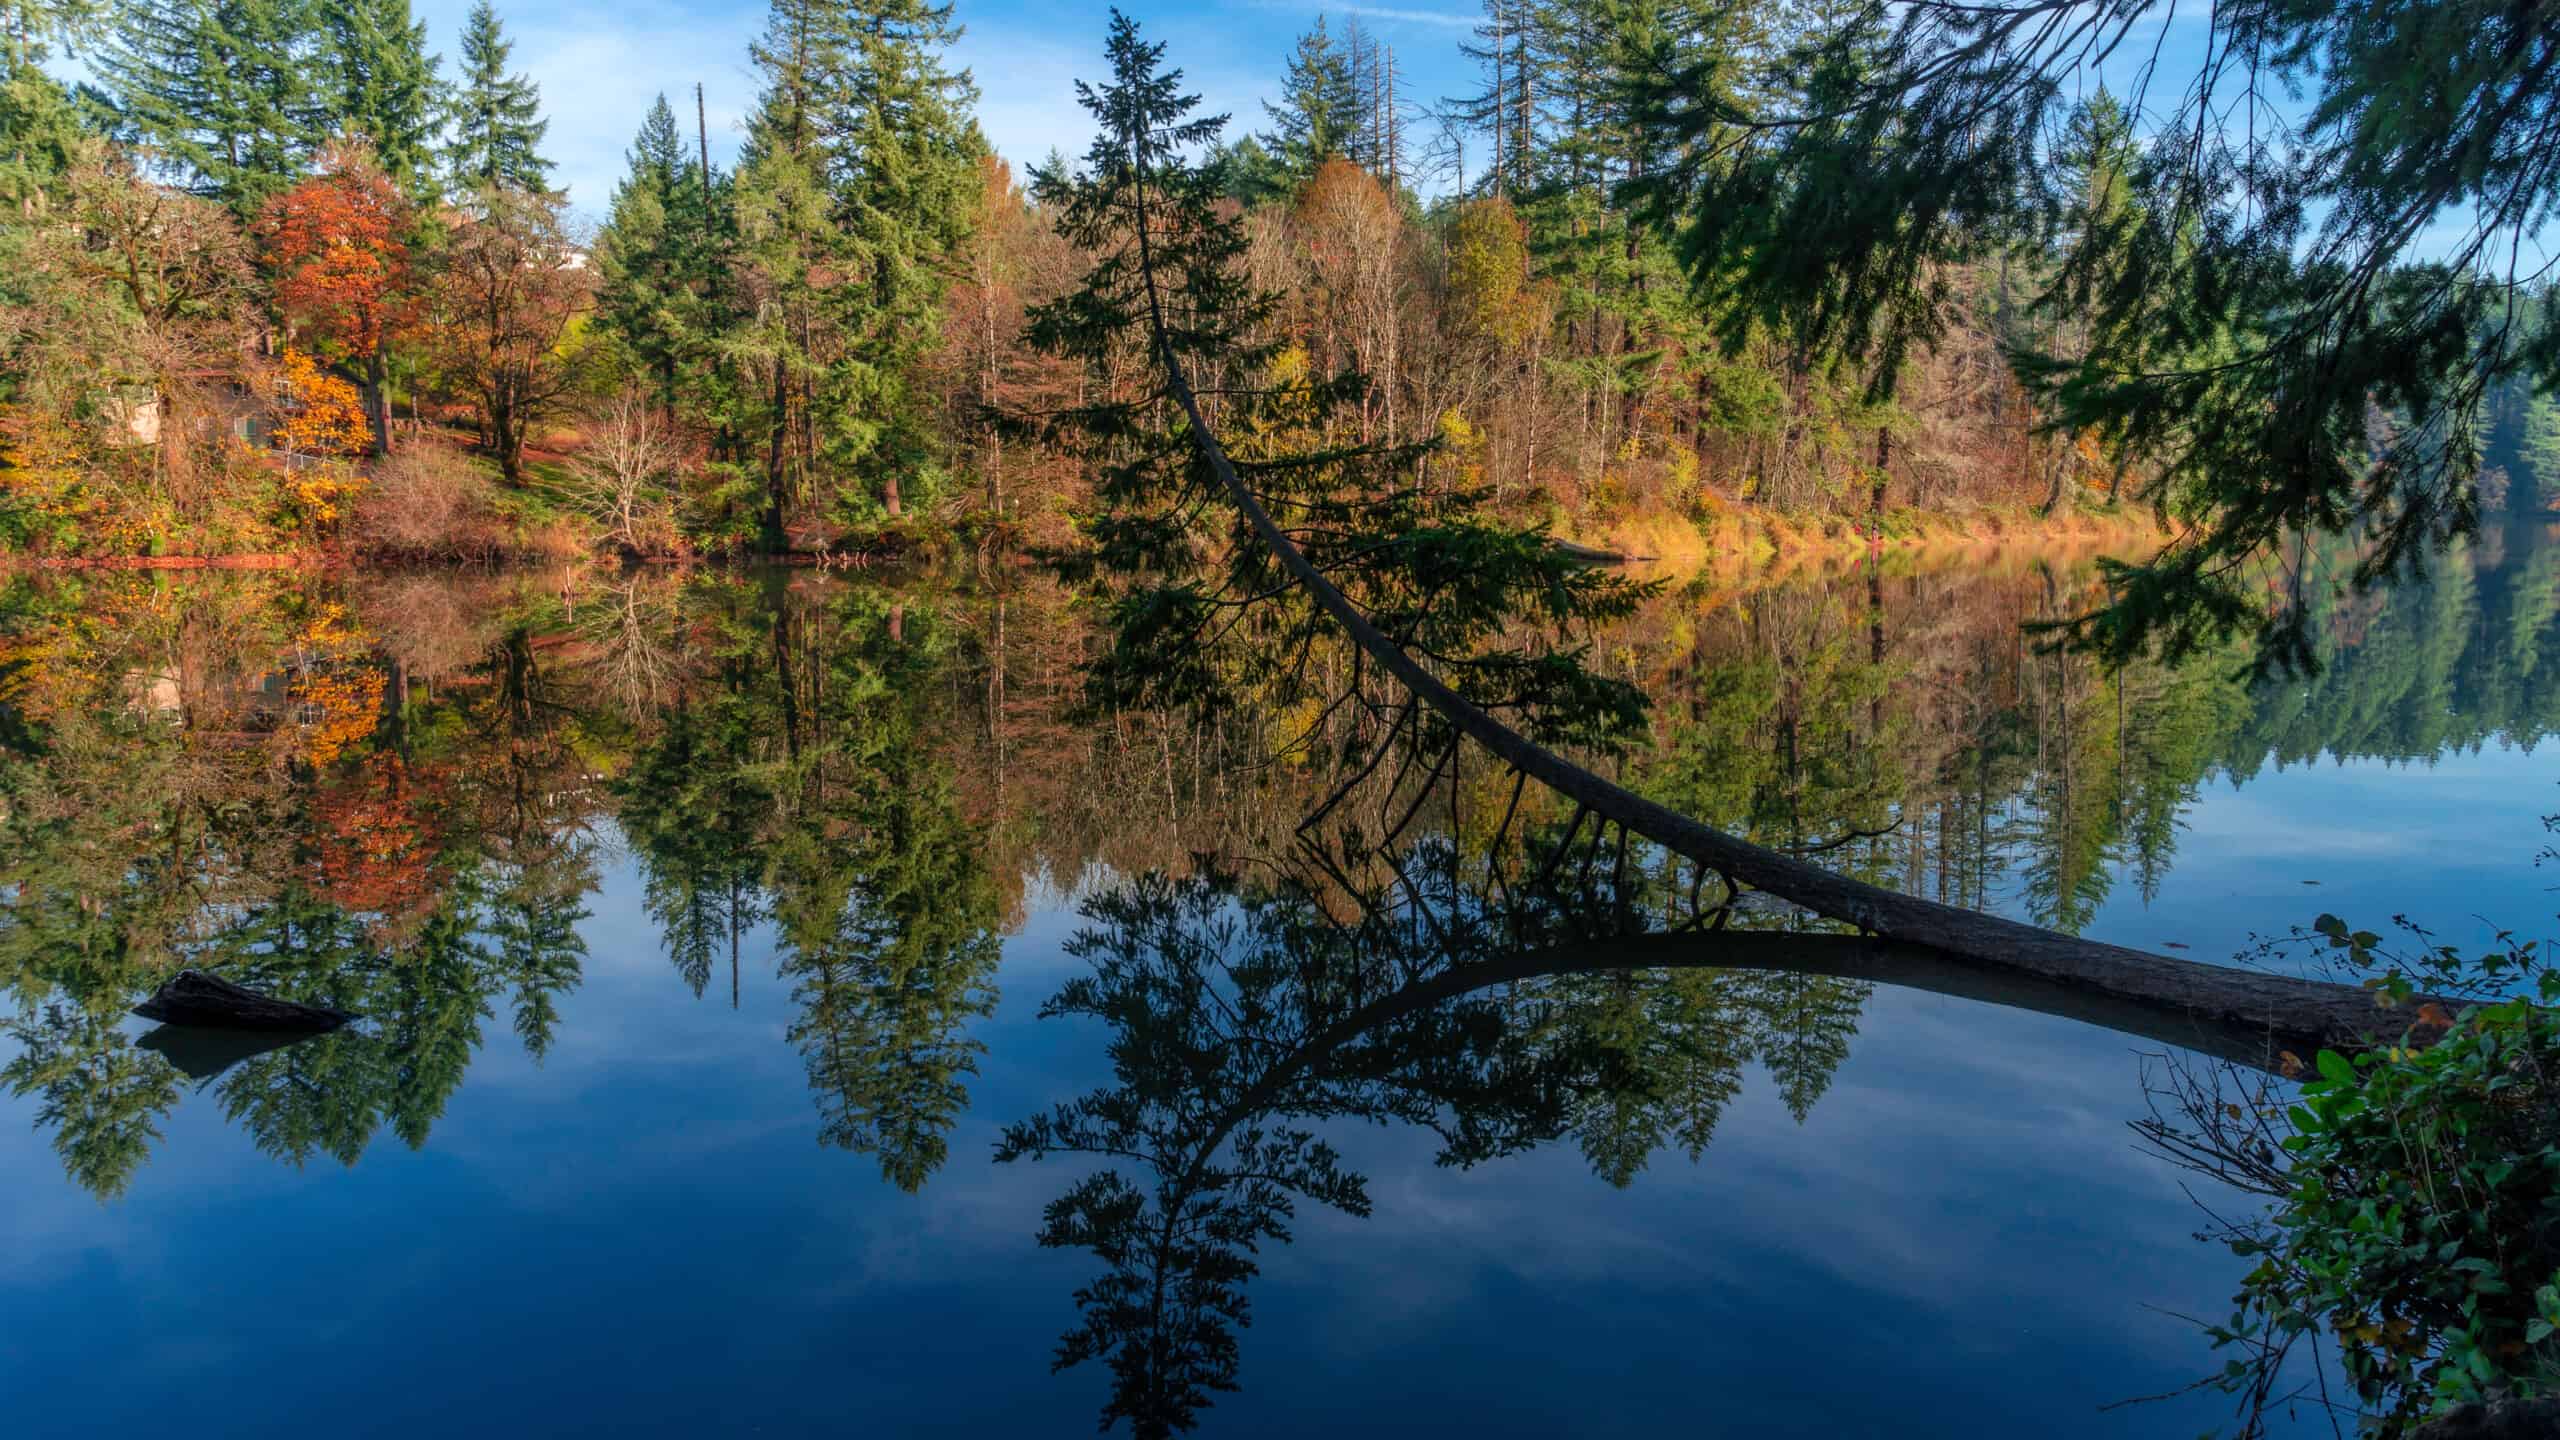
1582,501,2176,583
0,503,2173,575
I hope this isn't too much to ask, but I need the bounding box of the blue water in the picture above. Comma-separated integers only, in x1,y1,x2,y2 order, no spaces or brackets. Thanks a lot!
4,552,2555,1438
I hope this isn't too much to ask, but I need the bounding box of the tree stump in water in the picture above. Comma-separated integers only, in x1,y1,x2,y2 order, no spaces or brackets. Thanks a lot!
131,970,354,1032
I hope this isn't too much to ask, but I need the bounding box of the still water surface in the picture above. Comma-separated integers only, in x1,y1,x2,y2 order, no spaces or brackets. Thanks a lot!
3,532,2556,1437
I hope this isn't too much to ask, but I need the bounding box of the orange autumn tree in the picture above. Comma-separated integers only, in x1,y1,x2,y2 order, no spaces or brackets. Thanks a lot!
1292,158,1407,439
258,140,421,455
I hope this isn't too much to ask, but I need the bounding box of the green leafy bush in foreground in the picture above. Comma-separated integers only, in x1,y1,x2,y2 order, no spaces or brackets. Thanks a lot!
2208,920,2560,1433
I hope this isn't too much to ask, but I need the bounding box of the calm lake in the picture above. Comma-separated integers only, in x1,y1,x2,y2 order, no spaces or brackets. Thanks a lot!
4,529,2556,1437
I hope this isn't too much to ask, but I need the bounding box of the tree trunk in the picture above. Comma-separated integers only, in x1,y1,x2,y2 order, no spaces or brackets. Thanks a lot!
1871,425,1891,533
493,393,522,485
363,350,394,457
763,362,790,552
1149,302,2452,1059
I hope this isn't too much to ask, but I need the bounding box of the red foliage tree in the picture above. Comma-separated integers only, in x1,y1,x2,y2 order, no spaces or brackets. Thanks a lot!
258,140,421,455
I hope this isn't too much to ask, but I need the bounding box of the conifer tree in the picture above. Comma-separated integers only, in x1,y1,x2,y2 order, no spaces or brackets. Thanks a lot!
101,0,326,213
1450,0,1535,197
2520,395,2560,514
596,96,690,408
0,0,99,209
1637,0,2560,668
825,0,982,523
1026,9,1647,741
319,0,444,202
443,0,549,195
1260,16,1358,184
733,0,855,549
730,0,977,546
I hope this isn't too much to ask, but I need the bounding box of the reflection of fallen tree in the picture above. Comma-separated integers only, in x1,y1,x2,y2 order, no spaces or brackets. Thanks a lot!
2417,1397,2560,1439
1172,339,2434,1050
1184,930,2318,1183
1002,861,2318,1437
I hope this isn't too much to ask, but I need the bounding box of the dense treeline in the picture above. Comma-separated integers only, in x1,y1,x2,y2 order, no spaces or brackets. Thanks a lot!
5,0,2556,581
0,0,603,554
0,0,989,558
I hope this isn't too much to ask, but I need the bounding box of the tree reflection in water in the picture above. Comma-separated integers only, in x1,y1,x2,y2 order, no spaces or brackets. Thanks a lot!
0,570,1036,1198
0,531,2549,1250
998,808,1881,1436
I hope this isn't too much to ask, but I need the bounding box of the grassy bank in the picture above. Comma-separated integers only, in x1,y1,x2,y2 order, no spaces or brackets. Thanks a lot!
1579,498,2173,584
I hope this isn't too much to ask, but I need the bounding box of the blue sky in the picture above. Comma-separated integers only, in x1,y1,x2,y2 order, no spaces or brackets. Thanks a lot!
450,0,2241,228
402,0,1495,222
47,0,2238,230
81,0,2509,269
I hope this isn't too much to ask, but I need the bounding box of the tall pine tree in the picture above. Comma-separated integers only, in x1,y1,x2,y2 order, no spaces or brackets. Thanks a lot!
101,0,326,212
443,0,549,195
0,0,99,210
320,0,443,202
730,0,977,547
826,0,981,523
2520,394,2560,514
596,92,733,425
1260,16,1357,185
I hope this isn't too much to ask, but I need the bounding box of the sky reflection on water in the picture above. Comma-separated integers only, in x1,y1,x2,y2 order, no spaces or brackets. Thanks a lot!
4,540,2557,1438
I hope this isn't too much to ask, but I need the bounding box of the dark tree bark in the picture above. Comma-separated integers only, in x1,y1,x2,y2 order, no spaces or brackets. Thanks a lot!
363,349,395,457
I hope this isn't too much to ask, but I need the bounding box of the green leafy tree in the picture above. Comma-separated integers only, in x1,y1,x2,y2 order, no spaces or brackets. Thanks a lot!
0,0,101,209
728,0,978,545
1026,9,1648,751
1633,0,2560,669
619,689,774,1001
2519,393,2560,514
823,0,982,526
763,592,1001,1189
1208,133,1287,207
2,1003,181,1200
595,95,698,409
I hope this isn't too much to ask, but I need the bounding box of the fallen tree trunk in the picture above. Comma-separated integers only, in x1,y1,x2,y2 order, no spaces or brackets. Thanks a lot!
132,970,355,1032
1132,234,2440,1053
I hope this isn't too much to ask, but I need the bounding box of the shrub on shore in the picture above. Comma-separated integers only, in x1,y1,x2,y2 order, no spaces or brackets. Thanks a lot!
349,443,506,560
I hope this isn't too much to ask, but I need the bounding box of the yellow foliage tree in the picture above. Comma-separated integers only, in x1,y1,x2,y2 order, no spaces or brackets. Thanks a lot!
273,349,372,527
1445,197,1545,354
275,349,372,458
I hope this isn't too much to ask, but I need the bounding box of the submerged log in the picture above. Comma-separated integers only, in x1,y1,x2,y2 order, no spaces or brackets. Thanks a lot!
1549,537,1637,565
131,970,354,1032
